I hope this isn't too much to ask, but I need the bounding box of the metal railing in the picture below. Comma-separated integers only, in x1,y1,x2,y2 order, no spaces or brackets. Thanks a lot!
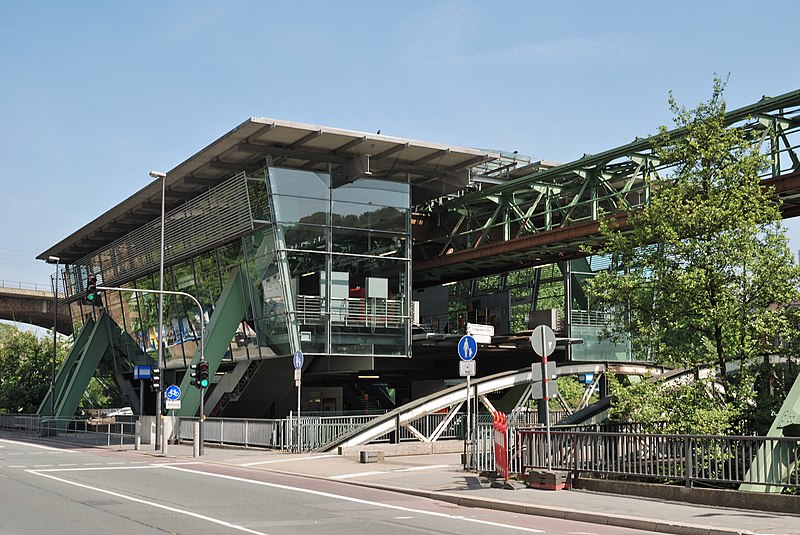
175,412,466,451
512,429,800,489
0,415,137,447
295,295,405,328
0,280,52,292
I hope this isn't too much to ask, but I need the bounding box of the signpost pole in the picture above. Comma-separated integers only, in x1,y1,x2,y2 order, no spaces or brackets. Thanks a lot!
293,351,303,453
199,391,204,456
466,372,471,467
296,376,301,453
530,325,556,471
458,335,477,470
542,328,552,470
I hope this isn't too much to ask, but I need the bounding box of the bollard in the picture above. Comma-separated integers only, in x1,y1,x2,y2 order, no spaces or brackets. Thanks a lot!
193,421,200,458
134,420,141,451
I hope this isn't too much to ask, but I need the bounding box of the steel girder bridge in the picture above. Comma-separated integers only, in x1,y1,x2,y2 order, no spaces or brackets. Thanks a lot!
412,88,800,288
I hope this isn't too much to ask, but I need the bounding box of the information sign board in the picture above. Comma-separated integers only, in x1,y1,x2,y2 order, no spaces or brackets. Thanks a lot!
459,360,476,377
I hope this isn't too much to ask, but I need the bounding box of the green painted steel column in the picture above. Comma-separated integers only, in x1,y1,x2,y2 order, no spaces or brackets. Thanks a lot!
38,316,97,417
54,313,113,419
740,372,800,492
175,267,249,417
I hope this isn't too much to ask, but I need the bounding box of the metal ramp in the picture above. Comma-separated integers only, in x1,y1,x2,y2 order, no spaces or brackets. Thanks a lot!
323,361,666,451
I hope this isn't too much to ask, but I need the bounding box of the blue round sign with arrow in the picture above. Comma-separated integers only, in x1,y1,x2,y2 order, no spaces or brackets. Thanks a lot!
458,335,478,361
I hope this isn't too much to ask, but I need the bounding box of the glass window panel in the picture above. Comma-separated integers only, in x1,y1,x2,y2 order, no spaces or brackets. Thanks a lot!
247,177,271,222
332,178,409,209
281,223,327,252
272,195,329,225
331,202,407,232
331,228,407,258
268,168,330,199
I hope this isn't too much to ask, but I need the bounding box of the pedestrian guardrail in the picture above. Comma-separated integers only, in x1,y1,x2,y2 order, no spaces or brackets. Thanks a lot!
503,428,800,489
37,418,137,447
175,412,467,452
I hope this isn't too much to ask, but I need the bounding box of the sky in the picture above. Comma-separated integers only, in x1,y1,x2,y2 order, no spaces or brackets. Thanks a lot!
2,0,800,289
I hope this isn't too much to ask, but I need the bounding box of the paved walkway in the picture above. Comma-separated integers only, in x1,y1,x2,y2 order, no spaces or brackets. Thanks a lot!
133,443,799,535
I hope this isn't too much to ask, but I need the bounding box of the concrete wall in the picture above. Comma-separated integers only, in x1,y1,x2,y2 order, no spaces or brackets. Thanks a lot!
575,477,800,515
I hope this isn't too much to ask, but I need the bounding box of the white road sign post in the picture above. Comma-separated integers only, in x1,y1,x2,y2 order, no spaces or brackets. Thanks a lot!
458,335,477,468
531,325,556,470
293,351,303,452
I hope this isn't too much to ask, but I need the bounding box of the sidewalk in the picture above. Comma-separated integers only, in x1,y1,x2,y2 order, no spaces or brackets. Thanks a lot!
139,443,800,535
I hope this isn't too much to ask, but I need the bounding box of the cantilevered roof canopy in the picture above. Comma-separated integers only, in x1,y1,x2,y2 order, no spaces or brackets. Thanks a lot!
40,118,503,264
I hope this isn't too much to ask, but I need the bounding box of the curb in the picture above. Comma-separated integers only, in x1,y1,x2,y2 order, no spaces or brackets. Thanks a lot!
342,481,755,535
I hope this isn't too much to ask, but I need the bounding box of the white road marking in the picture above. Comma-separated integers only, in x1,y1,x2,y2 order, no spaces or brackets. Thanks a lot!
239,454,336,467
34,462,201,473
331,464,454,479
165,465,544,533
28,470,270,535
331,470,389,480
33,465,162,473
8,465,26,468
0,438,70,453
396,464,455,472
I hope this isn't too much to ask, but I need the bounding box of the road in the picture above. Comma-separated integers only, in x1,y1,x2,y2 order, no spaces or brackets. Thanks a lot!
0,436,659,535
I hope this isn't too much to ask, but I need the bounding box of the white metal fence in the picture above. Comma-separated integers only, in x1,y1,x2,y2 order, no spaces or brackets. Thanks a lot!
176,412,465,451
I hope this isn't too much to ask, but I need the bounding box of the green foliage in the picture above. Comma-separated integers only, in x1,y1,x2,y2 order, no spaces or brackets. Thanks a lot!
607,374,741,435
586,78,800,432
80,376,124,410
556,376,587,410
0,325,68,413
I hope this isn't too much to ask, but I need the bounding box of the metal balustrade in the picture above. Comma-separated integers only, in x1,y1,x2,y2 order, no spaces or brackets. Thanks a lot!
295,295,405,328
507,429,800,489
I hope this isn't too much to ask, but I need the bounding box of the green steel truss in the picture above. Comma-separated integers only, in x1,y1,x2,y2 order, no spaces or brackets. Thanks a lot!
38,312,151,419
413,88,800,287
175,266,250,417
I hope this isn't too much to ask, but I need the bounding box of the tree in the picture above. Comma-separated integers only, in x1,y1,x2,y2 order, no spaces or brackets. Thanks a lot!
0,324,67,413
586,78,800,433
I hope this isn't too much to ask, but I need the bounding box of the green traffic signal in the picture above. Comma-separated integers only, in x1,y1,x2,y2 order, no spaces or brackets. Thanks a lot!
198,362,210,388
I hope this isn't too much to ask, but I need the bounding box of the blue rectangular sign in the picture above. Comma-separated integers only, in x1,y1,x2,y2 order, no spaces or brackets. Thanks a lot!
134,365,152,380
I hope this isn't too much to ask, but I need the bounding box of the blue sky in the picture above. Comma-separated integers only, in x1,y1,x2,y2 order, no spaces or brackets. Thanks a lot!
2,0,800,288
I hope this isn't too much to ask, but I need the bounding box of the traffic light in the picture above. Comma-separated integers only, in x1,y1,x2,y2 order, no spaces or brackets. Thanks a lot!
86,275,102,306
198,361,210,388
189,363,199,388
151,367,161,391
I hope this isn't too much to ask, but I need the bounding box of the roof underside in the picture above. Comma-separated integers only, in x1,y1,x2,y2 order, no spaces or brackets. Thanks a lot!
40,118,503,264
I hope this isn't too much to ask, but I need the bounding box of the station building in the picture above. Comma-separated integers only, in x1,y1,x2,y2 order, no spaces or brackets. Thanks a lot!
39,119,556,419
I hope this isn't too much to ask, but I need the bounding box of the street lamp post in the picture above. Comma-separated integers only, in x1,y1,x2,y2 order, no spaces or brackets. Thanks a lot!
46,256,60,418
149,170,167,455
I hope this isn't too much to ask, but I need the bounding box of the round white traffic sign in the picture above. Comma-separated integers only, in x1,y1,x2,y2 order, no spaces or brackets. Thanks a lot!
530,325,556,357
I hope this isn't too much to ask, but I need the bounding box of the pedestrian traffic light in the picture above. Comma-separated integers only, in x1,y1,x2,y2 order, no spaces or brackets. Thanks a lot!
86,275,102,306
198,361,210,388
151,367,161,391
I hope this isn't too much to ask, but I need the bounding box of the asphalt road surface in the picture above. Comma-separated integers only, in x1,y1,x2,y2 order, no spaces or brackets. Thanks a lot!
0,437,659,535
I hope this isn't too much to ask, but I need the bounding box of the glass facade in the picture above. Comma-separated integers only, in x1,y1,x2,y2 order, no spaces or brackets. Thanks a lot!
67,166,412,368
